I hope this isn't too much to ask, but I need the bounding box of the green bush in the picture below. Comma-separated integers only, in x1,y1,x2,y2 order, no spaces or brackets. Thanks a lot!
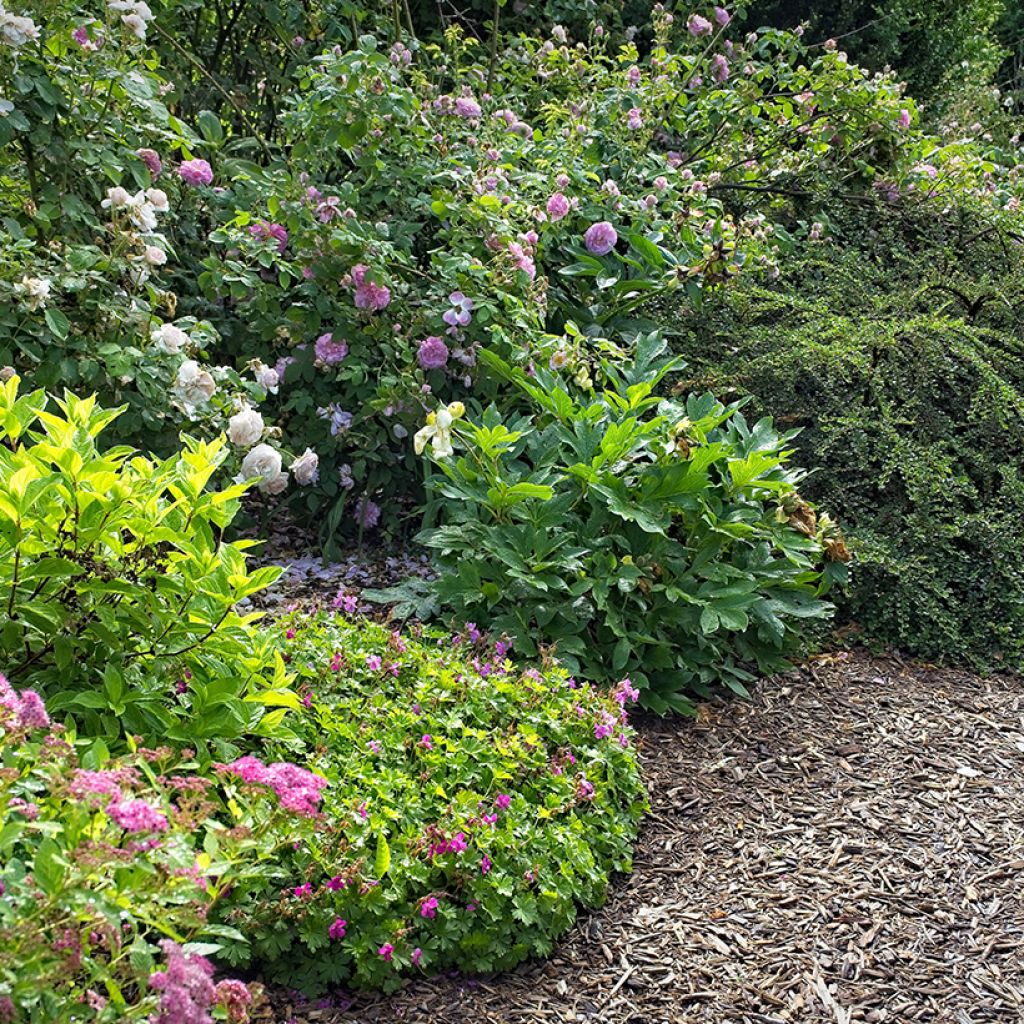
0,679,322,1021
413,335,846,713
0,377,295,748
669,220,1024,670
216,609,647,992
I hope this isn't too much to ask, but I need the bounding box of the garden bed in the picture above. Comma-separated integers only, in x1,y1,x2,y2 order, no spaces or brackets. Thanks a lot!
278,652,1024,1023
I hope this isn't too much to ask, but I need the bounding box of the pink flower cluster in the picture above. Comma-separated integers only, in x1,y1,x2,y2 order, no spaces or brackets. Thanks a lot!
149,940,252,1024
108,797,169,834
351,264,391,311
0,674,49,730
417,335,449,370
219,756,328,816
584,221,618,255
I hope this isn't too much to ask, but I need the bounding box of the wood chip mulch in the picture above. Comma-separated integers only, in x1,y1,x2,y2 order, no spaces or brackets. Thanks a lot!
281,651,1024,1024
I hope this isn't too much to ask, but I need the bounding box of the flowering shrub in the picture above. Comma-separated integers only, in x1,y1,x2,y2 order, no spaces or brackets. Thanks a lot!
0,376,296,747
0,680,324,1022
215,610,646,992
414,334,849,713
187,11,1023,538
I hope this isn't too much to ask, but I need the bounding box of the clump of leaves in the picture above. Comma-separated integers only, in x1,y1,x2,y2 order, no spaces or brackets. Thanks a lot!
417,334,847,713
0,376,295,750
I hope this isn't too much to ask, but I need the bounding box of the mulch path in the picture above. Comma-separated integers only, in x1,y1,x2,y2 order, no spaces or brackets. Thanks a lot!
282,651,1024,1024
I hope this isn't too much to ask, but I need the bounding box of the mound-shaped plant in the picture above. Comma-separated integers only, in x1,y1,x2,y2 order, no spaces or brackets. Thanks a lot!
215,609,647,993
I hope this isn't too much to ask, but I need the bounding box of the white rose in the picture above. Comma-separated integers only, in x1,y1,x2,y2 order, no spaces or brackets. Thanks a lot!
291,447,319,486
253,361,279,394
173,358,216,413
0,12,40,49
13,276,51,311
122,12,147,38
263,470,289,495
125,192,157,232
227,406,264,447
151,323,189,354
102,186,132,210
236,443,285,493
143,245,166,266
146,187,169,212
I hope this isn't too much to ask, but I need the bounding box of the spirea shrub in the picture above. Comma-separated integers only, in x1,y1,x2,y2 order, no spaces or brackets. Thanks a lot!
0,377,295,748
214,609,646,993
414,335,848,713
0,678,326,1023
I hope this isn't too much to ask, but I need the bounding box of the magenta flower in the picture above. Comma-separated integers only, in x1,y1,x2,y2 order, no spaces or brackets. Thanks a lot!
249,220,288,254
148,941,216,1024
421,896,439,918
420,734,433,750
178,159,213,186
108,798,169,834
449,832,467,854
613,678,640,704
0,675,49,730
627,107,643,131
326,875,346,890
495,793,511,810
480,854,491,875
293,882,313,899
688,14,712,36
417,335,449,370
351,264,391,311
411,948,423,966
314,332,348,365
378,943,395,962
713,6,731,27
366,654,383,671
136,148,162,177
546,192,570,220
584,221,618,255
328,918,347,940
899,108,911,129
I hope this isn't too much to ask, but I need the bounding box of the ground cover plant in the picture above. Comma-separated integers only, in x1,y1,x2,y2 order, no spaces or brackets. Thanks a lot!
213,609,646,993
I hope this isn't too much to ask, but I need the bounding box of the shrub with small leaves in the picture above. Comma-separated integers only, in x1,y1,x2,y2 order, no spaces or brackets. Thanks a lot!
214,609,646,993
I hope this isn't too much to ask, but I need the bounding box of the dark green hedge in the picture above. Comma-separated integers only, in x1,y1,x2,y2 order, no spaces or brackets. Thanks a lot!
667,212,1024,671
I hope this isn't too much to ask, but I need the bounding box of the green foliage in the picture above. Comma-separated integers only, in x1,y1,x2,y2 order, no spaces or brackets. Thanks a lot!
415,335,845,713
0,377,295,748
0,700,312,1021
218,609,647,992
670,211,1024,670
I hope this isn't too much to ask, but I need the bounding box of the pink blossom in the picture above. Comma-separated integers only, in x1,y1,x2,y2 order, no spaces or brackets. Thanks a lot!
495,793,511,810
417,335,449,370
688,14,712,36
712,54,730,82
136,148,162,177
627,107,643,130
351,264,391,311
455,96,482,119
178,159,213,186
378,943,395,962
584,221,617,255
214,980,252,1024
421,896,439,918
480,854,492,874
328,917,347,940
108,798,169,833
411,948,423,966
899,108,911,129
713,6,731,27
420,734,433,749
0,675,49,730
148,941,216,1024
249,220,288,254
314,332,348,365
